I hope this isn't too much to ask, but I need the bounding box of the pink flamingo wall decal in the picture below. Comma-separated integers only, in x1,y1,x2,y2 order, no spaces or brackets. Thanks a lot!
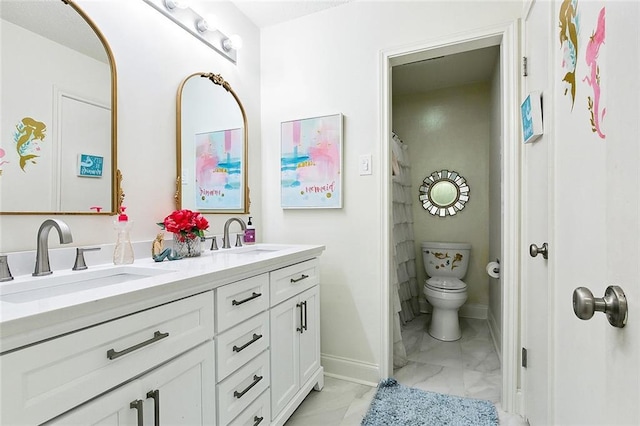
583,7,606,139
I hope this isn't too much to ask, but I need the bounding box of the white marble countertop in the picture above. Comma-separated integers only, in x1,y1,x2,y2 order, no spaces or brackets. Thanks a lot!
0,243,325,353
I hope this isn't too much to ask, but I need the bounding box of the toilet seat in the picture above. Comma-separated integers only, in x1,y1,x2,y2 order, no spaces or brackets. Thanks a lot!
425,276,467,292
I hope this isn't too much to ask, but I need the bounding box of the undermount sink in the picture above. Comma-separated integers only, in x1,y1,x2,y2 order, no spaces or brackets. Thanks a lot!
0,266,174,304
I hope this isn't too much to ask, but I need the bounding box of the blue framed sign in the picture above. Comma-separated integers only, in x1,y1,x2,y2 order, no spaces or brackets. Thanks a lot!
521,91,543,144
77,154,104,178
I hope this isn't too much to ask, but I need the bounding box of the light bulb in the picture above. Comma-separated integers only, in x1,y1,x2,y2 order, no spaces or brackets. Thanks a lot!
222,34,243,52
164,0,190,10
196,14,217,32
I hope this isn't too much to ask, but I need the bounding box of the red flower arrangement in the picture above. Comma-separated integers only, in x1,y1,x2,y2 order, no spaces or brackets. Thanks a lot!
158,209,209,240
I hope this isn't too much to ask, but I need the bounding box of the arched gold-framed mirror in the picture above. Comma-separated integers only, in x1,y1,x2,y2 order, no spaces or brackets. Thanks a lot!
176,73,249,213
0,0,119,215
419,170,470,217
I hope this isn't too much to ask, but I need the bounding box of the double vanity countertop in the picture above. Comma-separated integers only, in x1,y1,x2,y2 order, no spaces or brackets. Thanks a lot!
0,243,325,353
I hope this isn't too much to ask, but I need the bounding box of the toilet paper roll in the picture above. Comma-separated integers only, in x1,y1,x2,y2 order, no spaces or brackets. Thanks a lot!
486,261,500,279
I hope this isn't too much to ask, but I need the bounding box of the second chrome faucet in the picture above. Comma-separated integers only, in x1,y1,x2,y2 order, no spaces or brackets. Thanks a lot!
222,217,246,249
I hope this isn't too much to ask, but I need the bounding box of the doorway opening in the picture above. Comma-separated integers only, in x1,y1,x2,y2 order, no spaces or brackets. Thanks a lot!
379,22,522,415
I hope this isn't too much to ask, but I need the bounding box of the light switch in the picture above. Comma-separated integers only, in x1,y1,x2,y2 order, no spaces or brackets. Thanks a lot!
359,154,372,175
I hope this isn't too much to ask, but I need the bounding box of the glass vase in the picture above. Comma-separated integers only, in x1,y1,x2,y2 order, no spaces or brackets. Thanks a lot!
172,232,201,258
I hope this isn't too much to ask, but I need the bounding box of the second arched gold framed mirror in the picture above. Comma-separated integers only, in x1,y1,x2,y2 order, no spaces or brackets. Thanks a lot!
0,0,120,215
176,73,249,213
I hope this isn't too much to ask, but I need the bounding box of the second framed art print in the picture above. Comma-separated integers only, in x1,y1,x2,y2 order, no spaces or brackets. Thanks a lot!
280,113,343,209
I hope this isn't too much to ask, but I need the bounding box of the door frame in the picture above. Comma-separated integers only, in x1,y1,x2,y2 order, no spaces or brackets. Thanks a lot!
378,21,523,414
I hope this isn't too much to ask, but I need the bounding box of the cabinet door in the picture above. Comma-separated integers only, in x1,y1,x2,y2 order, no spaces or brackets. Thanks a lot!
298,286,320,385
270,296,300,417
47,380,140,426
141,342,215,425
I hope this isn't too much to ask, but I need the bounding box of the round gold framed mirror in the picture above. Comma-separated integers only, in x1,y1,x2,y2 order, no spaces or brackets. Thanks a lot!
419,170,470,217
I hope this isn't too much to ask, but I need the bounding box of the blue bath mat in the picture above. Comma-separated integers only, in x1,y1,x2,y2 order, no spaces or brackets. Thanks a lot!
362,378,498,426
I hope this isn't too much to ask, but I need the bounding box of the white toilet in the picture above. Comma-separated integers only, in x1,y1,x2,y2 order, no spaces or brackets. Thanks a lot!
421,241,471,341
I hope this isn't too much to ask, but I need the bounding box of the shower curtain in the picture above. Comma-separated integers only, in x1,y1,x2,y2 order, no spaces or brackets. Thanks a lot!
391,132,420,368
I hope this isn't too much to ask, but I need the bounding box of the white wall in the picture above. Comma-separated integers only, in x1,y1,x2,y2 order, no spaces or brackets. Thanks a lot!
0,0,262,252
261,1,522,382
393,82,492,311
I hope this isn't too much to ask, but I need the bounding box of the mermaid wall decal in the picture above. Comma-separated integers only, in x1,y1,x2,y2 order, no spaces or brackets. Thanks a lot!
13,117,47,171
583,7,606,139
559,0,580,109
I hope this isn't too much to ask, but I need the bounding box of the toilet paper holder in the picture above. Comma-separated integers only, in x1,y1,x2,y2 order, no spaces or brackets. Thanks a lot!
486,259,500,279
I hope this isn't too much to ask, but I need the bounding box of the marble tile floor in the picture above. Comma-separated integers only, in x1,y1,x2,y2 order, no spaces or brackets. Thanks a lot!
286,314,528,425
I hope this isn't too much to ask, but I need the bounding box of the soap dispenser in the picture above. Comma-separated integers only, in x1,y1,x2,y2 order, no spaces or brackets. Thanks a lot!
244,217,256,245
113,206,134,265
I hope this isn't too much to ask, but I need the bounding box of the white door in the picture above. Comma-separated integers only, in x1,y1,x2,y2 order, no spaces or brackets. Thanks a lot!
298,286,320,385
270,296,300,417
524,1,640,424
522,1,553,423
551,1,640,424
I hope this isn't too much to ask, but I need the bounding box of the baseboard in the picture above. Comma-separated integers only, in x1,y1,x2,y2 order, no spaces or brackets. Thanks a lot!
487,309,502,364
321,353,379,386
459,303,488,320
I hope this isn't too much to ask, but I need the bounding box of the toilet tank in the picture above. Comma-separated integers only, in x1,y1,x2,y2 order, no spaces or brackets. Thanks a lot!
421,242,471,279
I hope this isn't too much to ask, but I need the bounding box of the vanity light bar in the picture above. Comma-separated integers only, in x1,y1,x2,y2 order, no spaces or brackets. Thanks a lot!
142,0,240,64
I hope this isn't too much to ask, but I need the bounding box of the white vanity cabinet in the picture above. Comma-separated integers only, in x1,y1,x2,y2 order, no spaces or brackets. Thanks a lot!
269,259,323,425
0,291,215,425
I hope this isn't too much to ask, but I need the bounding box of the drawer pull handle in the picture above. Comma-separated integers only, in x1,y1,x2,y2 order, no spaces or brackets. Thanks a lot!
146,389,160,426
130,399,144,426
254,415,264,426
291,274,309,283
107,331,169,360
234,374,263,399
232,292,262,306
233,333,263,352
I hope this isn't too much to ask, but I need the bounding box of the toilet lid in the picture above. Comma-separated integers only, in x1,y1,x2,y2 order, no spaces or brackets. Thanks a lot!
426,277,467,291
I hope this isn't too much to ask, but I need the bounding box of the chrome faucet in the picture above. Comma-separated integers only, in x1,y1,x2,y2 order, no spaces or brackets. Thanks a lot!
33,219,73,276
222,217,246,249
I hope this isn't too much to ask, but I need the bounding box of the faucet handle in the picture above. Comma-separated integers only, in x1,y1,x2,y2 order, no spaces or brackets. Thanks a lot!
235,234,243,248
210,236,218,251
0,255,14,282
73,247,101,271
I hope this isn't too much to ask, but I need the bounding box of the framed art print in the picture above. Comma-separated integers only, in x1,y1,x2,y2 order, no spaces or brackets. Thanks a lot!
521,91,543,143
281,113,343,209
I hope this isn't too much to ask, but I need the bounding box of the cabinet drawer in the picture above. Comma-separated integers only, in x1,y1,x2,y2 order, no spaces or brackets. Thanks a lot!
229,388,270,426
270,258,319,306
217,350,270,426
217,311,270,381
0,292,214,426
217,274,269,333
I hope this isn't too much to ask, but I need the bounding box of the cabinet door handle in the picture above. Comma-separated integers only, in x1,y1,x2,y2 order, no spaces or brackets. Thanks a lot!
253,415,264,425
303,300,308,331
290,274,309,283
233,333,263,352
296,302,303,333
233,374,263,399
107,331,169,360
232,292,262,306
146,389,160,426
130,399,144,426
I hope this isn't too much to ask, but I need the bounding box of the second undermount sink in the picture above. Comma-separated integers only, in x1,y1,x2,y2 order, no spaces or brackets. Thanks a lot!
0,266,174,304
222,244,291,255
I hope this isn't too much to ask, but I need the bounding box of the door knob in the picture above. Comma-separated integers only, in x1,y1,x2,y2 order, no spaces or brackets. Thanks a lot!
529,242,548,259
572,285,628,328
